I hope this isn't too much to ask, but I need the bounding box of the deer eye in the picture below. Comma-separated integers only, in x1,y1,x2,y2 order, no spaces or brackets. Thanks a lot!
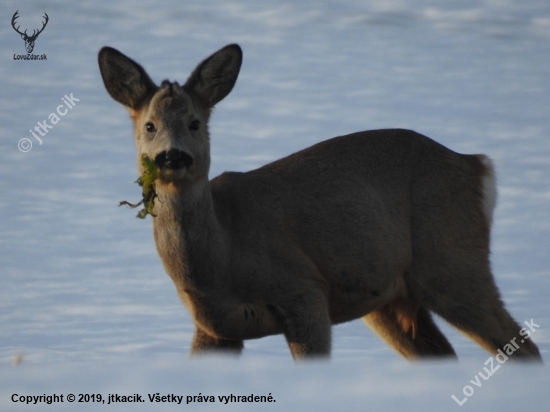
189,120,200,131
145,122,156,133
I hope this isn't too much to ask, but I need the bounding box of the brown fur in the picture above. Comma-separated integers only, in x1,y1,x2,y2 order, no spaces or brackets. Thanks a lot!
98,44,542,361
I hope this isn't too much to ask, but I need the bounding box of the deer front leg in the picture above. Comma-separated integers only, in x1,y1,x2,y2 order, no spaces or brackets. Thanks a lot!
190,327,243,356
276,291,332,360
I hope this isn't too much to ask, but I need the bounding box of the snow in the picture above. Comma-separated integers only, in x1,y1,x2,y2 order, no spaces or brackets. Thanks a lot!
1,0,549,410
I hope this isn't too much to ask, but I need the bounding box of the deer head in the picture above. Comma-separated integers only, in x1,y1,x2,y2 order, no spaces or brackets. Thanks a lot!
11,11,49,54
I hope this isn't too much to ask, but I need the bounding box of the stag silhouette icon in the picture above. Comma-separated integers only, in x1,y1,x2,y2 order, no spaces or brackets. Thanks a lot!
11,11,49,54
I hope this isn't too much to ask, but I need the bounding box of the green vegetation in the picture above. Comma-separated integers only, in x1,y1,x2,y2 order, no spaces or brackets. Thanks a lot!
119,154,159,219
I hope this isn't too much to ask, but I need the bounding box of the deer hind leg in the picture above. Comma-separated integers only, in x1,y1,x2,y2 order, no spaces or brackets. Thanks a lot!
408,157,541,361
438,299,542,361
364,302,457,359
190,327,243,356
411,252,542,361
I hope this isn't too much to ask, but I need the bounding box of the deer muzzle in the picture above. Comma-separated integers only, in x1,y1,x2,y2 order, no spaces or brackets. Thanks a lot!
155,149,193,170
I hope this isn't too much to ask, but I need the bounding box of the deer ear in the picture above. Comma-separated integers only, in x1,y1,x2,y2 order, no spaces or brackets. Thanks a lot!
98,47,157,109
185,44,242,108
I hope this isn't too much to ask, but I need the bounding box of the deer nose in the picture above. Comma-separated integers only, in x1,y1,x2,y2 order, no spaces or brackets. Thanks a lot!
154,149,193,170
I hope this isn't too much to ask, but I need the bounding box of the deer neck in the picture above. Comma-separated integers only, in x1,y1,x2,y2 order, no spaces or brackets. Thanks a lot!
152,179,228,292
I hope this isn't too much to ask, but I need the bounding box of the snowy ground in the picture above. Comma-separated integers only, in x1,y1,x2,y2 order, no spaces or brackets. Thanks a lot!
1,0,549,410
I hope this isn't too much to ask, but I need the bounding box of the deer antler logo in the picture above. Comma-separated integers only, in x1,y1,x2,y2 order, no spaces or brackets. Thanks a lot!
11,11,49,54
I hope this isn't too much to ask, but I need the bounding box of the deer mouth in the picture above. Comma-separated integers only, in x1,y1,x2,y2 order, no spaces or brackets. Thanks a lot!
154,149,194,182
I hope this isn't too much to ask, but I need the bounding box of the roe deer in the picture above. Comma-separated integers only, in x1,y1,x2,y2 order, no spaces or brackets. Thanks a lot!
98,44,542,361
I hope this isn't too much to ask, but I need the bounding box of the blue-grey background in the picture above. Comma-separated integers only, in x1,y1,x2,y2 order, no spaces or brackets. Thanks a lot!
1,0,549,410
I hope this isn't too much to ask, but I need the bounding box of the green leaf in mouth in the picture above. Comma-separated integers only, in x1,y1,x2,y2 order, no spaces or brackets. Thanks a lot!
119,154,159,219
